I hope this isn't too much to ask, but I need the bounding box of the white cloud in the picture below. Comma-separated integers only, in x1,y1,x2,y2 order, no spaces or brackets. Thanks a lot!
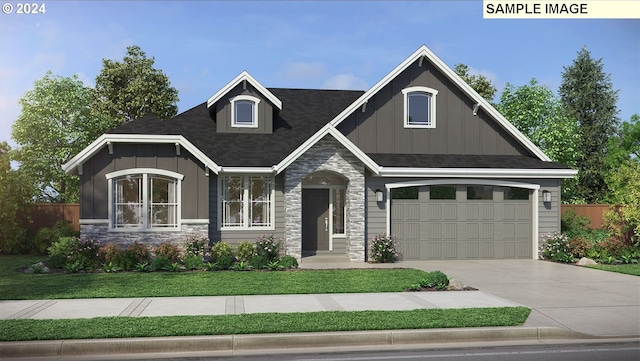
322,73,368,90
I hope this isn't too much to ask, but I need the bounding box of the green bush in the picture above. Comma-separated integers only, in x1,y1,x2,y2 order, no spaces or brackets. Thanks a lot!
150,256,172,271
561,208,591,237
214,254,234,270
254,234,283,263
47,236,101,270
32,221,78,255
183,254,204,270
235,241,255,263
211,241,233,261
278,255,299,269
420,271,449,290
369,233,399,263
249,255,269,270
153,242,180,263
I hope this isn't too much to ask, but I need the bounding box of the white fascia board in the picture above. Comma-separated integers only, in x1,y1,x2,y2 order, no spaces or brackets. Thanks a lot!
328,45,552,162
62,134,221,175
378,167,578,179
207,71,283,110
385,178,541,190
273,125,381,175
219,167,276,174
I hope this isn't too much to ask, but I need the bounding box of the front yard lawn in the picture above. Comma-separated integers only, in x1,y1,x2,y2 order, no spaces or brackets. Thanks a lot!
0,256,429,300
0,307,531,341
587,263,640,276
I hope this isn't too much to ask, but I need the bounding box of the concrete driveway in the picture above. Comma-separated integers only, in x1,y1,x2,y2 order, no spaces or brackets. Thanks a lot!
397,259,640,337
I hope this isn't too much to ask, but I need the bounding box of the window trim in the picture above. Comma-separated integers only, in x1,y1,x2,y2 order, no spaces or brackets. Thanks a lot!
106,168,184,231
218,175,275,230
402,86,438,128
230,95,260,128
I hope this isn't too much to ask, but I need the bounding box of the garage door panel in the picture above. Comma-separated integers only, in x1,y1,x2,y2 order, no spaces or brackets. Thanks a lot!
391,185,533,260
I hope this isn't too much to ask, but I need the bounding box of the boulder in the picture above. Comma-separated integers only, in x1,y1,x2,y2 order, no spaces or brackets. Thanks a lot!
447,279,466,291
25,261,50,274
576,257,597,266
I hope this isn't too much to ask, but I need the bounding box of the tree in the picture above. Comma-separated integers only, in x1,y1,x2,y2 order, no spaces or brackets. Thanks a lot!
0,141,36,254
496,78,581,202
604,114,640,203
11,72,114,203
94,45,179,125
454,63,497,102
559,47,619,203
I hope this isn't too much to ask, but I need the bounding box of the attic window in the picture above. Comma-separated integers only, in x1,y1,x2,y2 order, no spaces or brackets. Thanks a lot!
231,95,260,128
402,86,438,128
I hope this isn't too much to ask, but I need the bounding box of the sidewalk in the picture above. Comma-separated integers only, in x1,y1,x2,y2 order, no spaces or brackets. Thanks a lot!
0,291,521,320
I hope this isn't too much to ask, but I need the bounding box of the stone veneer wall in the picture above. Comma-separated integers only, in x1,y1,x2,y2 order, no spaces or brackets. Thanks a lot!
284,135,366,262
80,222,209,249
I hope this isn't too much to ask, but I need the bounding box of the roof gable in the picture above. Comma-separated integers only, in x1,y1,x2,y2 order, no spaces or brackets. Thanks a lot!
207,71,283,110
328,45,552,162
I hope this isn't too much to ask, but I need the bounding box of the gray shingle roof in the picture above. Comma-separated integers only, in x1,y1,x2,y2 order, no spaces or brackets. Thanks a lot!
369,153,571,169
110,88,364,167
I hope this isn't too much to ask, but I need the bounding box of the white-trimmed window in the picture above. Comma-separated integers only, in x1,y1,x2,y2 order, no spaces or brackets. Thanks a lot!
107,169,183,230
221,175,273,228
402,86,438,128
230,95,260,128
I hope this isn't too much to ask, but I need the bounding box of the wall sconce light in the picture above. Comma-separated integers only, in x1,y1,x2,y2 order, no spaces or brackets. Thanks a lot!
376,189,384,202
542,190,551,203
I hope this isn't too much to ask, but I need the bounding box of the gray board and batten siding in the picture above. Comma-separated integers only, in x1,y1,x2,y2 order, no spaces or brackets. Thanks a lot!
337,58,533,157
79,143,209,221
214,82,274,134
365,176,561,260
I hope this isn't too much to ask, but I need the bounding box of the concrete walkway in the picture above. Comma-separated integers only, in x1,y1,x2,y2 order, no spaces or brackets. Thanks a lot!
0,291,521,320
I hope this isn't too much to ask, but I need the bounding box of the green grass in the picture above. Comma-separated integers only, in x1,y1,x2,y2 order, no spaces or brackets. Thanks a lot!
587,263,640,276
0,256,429,300
0,307,531,342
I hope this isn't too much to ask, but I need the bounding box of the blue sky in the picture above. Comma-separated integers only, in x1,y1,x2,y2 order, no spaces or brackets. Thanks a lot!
1,1,638,148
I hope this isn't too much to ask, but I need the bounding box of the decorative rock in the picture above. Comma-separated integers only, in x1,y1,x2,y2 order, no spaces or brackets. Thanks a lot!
25,261,50,274
576,257,597,266
447,279,466,291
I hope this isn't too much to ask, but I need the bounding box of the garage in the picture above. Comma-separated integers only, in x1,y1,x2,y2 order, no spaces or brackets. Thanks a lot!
391,183,534,259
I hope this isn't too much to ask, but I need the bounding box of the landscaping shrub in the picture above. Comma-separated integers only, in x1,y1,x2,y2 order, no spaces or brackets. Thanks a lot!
32,220,78,255
421,271,449,290
235,241,255,263
561,208,591,237
249,255,269,270
183,254,204,270
211,241,233,261
150,256,172,271
369,233,399,263
603,206,636,247
254,234,283,263
153,242,180,263
99,243,124,266
47,236,78,269
120,242,151,271
568,236,590,259
75,238,102,270
183,236,210,259
214,254,234,270
539,232,572,262
279,255,299,269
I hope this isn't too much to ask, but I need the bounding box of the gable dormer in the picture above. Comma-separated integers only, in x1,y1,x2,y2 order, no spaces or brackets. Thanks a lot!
207,71,283,134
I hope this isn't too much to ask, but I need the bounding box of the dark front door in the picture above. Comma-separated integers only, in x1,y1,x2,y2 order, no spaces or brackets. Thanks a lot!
302,189,330,254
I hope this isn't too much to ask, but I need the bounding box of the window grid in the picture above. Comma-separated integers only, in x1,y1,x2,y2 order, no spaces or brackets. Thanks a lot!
221,175,274,228
113,174,179,229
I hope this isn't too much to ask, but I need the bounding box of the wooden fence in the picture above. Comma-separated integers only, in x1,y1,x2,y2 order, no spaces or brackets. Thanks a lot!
21,204,80,233
561,204,612,229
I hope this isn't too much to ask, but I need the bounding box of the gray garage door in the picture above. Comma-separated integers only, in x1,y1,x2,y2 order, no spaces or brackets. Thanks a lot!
392,185,532,260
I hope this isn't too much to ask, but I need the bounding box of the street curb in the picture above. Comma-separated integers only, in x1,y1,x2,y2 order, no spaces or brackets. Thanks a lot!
0,327,597,358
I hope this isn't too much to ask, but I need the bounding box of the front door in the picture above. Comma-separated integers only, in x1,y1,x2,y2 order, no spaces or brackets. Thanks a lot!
302,189,330,254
